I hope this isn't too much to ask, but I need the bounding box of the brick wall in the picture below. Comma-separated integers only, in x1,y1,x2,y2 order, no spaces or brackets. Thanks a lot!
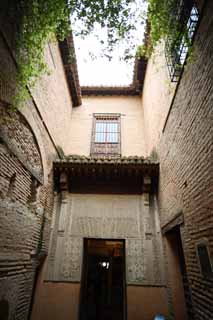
142,1,213,318
0,105,50,320
0,10,72,320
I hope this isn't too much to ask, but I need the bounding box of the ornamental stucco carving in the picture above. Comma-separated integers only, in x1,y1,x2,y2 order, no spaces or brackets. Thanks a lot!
46,193,165,285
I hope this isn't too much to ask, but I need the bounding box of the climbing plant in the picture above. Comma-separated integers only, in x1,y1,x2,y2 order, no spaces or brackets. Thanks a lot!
147,0,196,55
7,0,144,105
5,0,194,104
148,0,178,50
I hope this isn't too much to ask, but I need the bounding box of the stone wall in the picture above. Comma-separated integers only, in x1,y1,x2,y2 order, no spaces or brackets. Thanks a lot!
142,1,213,319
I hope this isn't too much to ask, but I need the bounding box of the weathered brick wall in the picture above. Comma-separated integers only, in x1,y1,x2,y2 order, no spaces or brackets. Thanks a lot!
0,105,49,320
142,1,213,319
0,10,72,320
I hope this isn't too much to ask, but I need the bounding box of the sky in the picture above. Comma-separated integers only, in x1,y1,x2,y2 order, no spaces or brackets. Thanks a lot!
73,1,147,87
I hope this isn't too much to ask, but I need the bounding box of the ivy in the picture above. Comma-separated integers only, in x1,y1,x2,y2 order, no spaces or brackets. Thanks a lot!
6,0,143,106
147,0,194,55
14,0,72,105
4,0,194,105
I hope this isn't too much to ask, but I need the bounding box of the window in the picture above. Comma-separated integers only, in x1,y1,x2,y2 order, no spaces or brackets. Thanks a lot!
91,114,121,157
165,1,199,82
197,242,213,278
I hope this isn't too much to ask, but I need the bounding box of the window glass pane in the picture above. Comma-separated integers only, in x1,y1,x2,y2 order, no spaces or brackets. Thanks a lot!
94,116,119,146
102,132,105,142
96,123,101,132
112,123,118,133
107,132,118,143
96,122,105,132
95,132,105,143
95,132,100,142
113,132,118,142
106,122,118,133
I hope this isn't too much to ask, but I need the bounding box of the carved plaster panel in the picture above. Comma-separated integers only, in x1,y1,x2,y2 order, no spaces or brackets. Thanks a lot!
126,238,144,284
61,236,83,281
46,193,165,285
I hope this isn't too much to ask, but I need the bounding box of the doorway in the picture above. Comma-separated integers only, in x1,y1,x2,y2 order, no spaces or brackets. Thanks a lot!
165,226,193,319
79,239,126,320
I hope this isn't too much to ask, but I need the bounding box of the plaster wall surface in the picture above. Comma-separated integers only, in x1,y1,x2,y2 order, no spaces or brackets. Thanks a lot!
127,286,168,320
31,41,74,154
68,96,147,157
31,260,80,320
32,281,168,320
141,43,176,156
32,247,168,320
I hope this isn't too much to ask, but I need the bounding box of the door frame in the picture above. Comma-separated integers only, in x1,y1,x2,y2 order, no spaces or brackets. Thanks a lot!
78,238,127,320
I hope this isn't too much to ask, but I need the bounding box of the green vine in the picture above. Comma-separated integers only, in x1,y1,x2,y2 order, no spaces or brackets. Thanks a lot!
4,0,196,105
14,0,71,105
7,0,142,106
135,0,197,61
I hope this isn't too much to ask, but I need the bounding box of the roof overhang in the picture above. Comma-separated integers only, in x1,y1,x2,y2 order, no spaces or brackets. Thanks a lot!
59,23,149,101
54,155,159,194
81,57,147,96
59,34,82,107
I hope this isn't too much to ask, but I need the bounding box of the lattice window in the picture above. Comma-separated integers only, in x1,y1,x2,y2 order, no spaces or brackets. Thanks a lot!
91,114,121,158
165,0,199,82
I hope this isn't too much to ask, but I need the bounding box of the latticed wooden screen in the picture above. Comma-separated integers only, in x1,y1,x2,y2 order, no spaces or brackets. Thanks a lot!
90,114,121,158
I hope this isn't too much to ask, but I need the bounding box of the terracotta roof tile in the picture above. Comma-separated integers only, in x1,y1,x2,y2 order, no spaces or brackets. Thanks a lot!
54,155,158,165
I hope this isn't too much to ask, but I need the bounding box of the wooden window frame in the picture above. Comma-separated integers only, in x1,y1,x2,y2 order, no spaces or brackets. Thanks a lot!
90,113,121,158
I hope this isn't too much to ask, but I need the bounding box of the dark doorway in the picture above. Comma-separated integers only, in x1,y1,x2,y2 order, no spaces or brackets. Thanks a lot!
165,226,194,320
0,299,9,320
79,239,126,320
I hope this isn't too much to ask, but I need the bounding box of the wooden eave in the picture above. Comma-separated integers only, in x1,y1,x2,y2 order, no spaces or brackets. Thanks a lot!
59,34,82,107
53,156,159,194
81,56,147,96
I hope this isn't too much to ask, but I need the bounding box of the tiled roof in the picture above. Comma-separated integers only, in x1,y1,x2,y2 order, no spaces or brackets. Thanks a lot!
54,155,159,193
55,155,158,165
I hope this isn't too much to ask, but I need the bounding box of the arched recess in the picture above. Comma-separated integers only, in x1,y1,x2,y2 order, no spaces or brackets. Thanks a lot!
0,102,50,185
19,105,50,185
